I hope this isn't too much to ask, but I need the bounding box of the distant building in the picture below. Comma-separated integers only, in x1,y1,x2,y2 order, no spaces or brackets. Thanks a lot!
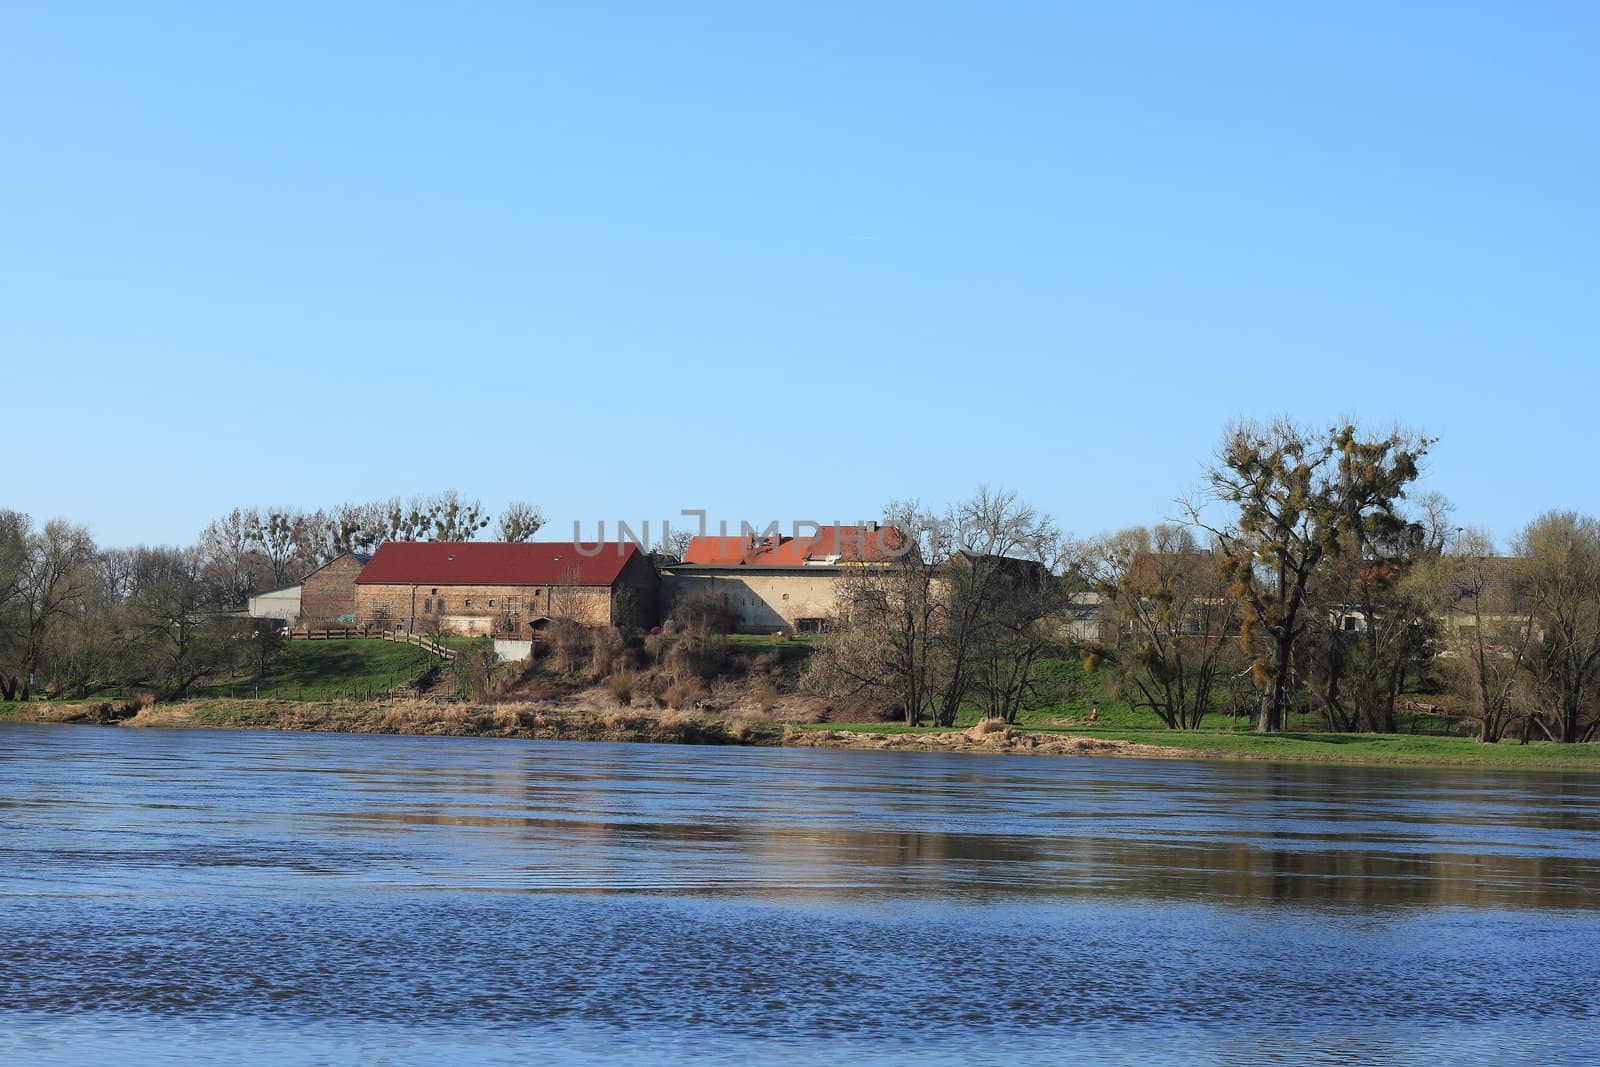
298,552,371,626
247,584,302,624
354,541,659,636
663,525,904,634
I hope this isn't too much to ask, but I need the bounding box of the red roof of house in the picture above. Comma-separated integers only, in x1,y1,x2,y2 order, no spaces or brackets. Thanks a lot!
681,525,906,567
355,542,639,586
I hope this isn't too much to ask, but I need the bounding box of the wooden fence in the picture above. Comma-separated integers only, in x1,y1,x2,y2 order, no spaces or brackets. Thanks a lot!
285,626,457,661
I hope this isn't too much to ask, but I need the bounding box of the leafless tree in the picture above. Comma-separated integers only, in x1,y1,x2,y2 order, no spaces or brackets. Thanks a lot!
496,501,544,542
429,490,490,542
1516,512,1600,743
124,546,237,699
0,517,96,701
942,488,1068,725
805,501,951,726
1432,529,1537,743
1090,526,1239,730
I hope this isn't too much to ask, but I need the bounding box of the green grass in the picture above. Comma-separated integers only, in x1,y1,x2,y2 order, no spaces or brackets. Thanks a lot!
727,633,819,666
198,639,443,701
793,653,1599,769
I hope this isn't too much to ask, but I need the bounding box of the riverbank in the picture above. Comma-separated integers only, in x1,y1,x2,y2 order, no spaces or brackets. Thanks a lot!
4,698,1599,769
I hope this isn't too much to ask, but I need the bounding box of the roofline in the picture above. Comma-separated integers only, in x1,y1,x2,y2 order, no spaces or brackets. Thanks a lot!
250,584,303,598
352,541,638,586
663,563,857,574
299,551,371,583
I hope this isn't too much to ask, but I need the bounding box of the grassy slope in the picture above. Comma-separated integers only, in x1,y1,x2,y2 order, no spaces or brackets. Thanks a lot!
198,639,444,701
0,640,443,715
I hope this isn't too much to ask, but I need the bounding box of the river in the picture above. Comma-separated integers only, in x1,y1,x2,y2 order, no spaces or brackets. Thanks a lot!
2,723,1597,1065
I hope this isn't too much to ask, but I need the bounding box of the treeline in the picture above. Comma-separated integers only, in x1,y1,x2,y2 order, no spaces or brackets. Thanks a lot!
8,420,1600,743
0,491,539,701
0,514,276,700
196,493,543,606
807,420,1600,744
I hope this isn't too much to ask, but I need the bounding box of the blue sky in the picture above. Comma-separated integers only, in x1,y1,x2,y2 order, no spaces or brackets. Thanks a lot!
5,2,1597,550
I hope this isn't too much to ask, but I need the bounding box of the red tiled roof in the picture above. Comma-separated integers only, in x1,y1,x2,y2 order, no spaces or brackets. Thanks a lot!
681,525,906,566
355,542,638,586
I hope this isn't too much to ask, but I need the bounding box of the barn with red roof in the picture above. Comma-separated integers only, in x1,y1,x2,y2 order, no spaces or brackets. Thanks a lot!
354,541,657,635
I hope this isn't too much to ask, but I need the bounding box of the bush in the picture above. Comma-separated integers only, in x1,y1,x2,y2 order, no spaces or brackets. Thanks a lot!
645,671,671,708
750,679,779,716
606,671,635,706
590,627,632,681
549,619,590,676
664,680,705,710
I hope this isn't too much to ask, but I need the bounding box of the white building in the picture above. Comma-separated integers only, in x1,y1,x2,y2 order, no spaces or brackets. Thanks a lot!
247,584,303,623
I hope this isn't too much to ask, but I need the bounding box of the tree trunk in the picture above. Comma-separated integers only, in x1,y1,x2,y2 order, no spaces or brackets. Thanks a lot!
1256,632,1293,732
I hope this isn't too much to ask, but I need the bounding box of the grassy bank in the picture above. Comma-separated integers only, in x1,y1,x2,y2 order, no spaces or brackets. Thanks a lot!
195,639,446,702
5,639,1595,769
3,696,1597,769
797,719,1600,769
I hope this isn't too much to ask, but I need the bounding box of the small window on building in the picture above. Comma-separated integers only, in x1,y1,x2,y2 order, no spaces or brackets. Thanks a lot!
488,599,496,608
431,588,438,595
436,598,445,612
782,593,790,601
423,598,432,614
465,599,473,608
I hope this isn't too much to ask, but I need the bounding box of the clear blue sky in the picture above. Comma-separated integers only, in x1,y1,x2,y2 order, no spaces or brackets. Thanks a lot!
5,3,1597,550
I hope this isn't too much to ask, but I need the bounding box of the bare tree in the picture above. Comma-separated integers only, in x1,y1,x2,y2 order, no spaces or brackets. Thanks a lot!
1516,512,1600,743
1091,526,1239,730
198,508,263,607
1433,529,1536,743
0,519,98,701
429,490,490,542
805,501,951,726
124,546,237,699
496,501,544,542
246,509,305,588
932,488,1062,726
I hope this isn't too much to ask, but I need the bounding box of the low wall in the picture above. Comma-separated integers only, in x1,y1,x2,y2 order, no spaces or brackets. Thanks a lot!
494,639,533,663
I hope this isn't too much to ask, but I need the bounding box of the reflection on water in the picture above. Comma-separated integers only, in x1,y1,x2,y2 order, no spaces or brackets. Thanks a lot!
1,723,1598,1065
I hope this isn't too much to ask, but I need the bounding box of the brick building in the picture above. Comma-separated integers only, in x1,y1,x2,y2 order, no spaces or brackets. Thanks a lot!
353,542,658,636
298,552,371,626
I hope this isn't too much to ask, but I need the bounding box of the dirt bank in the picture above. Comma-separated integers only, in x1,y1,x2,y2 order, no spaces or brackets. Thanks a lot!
1,698,1189,760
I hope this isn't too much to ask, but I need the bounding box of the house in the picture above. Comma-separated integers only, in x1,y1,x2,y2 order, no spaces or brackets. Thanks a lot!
353,541,659,636
298,552,371,626
663,525,904,634
247,585,303,623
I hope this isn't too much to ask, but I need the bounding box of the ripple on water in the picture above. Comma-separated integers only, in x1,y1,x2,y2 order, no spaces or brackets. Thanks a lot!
2,724,1599,1064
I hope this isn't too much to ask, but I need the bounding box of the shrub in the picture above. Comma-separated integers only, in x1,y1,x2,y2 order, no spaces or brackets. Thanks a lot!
549,619,590,676
589,627,632,681
749,679,779,716
664,680,705,710
606,671,635,706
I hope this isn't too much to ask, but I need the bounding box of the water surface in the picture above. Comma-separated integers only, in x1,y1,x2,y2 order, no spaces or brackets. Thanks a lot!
2,723,1597,1064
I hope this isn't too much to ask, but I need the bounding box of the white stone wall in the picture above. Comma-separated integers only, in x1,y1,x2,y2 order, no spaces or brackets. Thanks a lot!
662,570,843,633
